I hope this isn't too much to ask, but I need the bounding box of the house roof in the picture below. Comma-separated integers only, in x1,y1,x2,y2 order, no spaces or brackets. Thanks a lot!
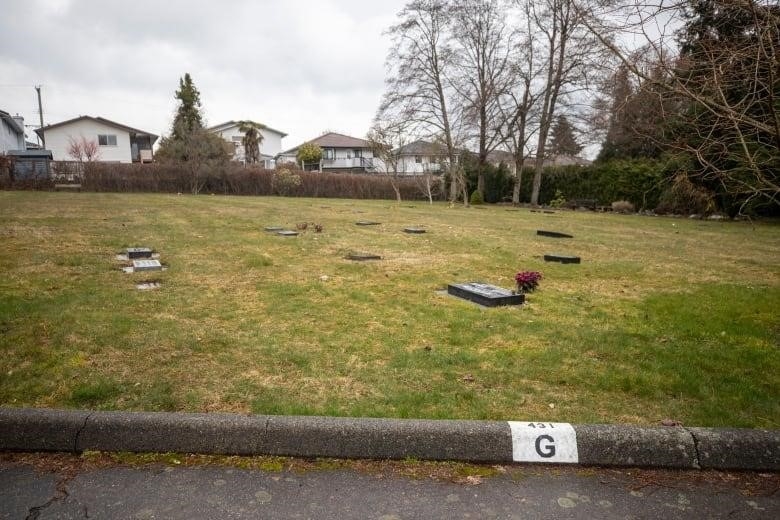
279,132,370,155
486,149,515,164
393,140,450,156
0,110,25,135
207,120,288,138
34,115,158,142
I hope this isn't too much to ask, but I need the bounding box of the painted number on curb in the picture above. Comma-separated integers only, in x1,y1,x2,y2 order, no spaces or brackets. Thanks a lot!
507,422,578,463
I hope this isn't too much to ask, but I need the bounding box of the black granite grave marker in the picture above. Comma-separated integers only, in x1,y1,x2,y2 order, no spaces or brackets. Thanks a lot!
543,254,581,264
447,282,524,307
403,227,426,234
127,247,153,259
346,252,382,261
537,230,573,238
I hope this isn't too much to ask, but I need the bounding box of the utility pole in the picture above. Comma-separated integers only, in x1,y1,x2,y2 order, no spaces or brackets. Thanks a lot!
35,85,45,149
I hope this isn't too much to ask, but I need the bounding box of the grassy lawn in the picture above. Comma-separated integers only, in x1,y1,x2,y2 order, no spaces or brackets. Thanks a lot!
1,191,778,428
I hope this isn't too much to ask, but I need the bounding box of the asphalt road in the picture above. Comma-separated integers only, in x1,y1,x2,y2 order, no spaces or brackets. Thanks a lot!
1,455,778,519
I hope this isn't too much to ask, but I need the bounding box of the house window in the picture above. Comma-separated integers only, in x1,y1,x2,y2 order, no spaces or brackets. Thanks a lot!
323,148,335,160
353,149,362,158
98,134,117,146
415,155,422,164
347,151,352,159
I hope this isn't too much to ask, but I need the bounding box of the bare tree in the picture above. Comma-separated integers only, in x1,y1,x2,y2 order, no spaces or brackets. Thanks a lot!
578,0,780,212
526,0,606,205
67,136,101,163
367,117,411,202
380,0,465,203
451,0,513,198
499,0,542,204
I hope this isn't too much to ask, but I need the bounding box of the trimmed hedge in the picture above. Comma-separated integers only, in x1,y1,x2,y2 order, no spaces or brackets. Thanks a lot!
76,163,442,201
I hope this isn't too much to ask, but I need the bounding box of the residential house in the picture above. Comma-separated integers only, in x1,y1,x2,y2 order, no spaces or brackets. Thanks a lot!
487,150,592,175
208,120,287,168
1,110,26,154
35,116,157,163
277,132,375,172
382,140,455,176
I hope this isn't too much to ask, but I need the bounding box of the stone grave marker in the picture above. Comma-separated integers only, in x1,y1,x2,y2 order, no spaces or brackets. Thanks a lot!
264,226,284,232
403,227,426,234
537,230,573,238
447,282,524,307
276,230,299,236
543,254,581,264
346,252,382,261
356,221,381,226
132,259,163,272
127,247,153,259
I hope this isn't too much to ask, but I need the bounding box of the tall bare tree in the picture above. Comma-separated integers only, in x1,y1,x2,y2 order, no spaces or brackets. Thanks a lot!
379,0,465,203
451,0,513,198
526,0,606,205
499,0,542,204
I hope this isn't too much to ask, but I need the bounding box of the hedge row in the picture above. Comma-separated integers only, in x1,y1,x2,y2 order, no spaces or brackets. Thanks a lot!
79,163,442,201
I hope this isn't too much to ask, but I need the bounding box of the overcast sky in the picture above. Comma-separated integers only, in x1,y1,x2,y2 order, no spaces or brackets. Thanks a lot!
0,0,407,149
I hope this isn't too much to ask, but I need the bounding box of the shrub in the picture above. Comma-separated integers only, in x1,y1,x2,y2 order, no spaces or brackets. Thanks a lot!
273,168,302,196
549,190,567,208
470,190,484,205
656,172,716,215
611,200,635,213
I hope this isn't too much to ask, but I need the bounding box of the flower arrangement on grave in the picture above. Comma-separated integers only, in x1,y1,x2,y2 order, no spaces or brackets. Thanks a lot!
514,271,542,293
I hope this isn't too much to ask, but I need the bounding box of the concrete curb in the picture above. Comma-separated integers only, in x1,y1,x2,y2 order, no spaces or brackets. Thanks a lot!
1,408,777,471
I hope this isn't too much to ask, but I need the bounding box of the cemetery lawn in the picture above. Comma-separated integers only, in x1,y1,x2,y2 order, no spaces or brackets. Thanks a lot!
1,192,778,428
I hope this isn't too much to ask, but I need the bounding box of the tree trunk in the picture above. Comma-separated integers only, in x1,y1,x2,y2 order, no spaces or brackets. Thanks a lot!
512,159,524,205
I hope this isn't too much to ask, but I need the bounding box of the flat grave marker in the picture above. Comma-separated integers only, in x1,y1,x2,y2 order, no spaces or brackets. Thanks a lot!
264,226,284,232
132,259,163,272
403,227,426,234
355,221,381,226
127,247,153,259
346,252,382,261
447,282,524,307
537,230,573,239
543,254,581,264
276,230,299,237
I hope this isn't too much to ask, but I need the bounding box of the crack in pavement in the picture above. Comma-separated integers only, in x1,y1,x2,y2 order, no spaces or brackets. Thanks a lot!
25,475,71,520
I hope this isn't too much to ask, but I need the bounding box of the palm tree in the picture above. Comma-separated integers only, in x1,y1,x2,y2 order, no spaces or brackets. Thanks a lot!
238,120,266,165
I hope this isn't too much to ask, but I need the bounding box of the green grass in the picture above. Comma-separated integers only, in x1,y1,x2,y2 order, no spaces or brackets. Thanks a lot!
0,191,778,427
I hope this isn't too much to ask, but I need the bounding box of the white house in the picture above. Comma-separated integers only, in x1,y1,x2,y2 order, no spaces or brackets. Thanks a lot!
277,132,376,172
1,110,26,154
208,120,287,168
381,140,455,176
35,116,157,163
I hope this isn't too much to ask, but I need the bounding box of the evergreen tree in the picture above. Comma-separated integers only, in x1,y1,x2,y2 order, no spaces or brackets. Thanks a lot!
597,61,668,162
549,115,582,157
672,0,780,214
171,73,203,140
155,73,232,193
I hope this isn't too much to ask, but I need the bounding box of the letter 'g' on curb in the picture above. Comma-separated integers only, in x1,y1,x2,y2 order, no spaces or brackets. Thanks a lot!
508,422,578,463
